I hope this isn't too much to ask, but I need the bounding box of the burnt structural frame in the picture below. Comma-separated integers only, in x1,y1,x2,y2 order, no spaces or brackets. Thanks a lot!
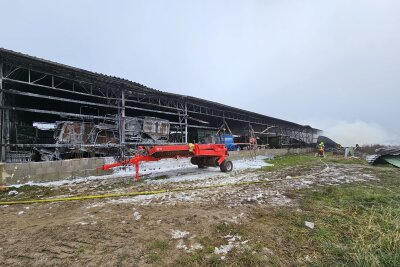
0,48,320,162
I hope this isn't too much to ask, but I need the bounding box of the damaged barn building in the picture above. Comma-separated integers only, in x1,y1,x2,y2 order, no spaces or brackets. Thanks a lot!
0,48,320,163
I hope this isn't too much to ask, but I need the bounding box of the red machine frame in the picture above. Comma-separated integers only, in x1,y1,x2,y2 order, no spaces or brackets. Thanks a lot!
100,144,233,181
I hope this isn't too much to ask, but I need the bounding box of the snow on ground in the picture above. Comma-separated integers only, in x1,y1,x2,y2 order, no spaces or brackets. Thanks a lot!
214,234,249,260
8,156,272,188
144,156,272,185
6,155,379,208
171,230,190,239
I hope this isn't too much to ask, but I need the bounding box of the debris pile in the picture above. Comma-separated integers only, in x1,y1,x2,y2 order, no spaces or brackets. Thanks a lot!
366,146,400,168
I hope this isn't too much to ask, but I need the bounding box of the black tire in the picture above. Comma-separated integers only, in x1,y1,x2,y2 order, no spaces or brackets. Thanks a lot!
190,157,199,165
220,160,233,172
198,165,207,169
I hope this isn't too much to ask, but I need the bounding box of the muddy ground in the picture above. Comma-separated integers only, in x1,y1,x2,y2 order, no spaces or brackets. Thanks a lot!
0,155,378,266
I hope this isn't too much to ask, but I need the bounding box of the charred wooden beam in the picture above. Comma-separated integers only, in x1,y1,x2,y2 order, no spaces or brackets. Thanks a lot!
0,106,114,120
1,88,119,109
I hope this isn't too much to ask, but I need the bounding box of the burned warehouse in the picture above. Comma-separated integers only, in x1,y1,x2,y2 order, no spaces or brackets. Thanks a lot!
0,48,320,163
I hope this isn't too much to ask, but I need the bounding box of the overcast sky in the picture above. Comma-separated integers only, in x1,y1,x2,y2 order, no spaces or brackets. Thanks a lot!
1,0,399,145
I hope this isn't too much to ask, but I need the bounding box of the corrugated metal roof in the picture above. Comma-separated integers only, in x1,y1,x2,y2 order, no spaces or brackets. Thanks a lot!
382,157,400,168
366,146,400,166
0,47,318,130
366,154,380,164
375,147,400,156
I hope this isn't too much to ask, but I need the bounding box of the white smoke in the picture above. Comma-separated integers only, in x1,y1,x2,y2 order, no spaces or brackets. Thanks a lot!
303,119,399,147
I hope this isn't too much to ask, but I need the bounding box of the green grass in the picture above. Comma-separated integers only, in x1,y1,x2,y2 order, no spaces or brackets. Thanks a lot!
0,185,55,201
264,153,369,171
74,245,85,258
166,155,400,266
171,157,400,266
144,239,170,264
323,153,368,165
146,239,169,251
147,252,162,263
296,166,400,266
264,154,318,171
173,253,223,267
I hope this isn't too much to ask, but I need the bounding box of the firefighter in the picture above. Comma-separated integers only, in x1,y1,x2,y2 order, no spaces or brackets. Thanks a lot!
318,142,325,157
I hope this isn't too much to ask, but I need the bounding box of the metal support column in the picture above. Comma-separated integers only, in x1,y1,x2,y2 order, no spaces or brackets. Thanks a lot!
120,89,126,157
0,62,4,161
184,101,188,143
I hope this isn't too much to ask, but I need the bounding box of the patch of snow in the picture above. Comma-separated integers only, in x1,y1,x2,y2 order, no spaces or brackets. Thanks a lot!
189,243,203,251
262,247,274,255
362,173,375,178
85,202,106,209
214,244,234,256
305,221,315,229
224,234,242,242
215,234,248,259
167,192,197,203
97,191,199,207
171,230,190,239
176,240,188,250
107,194,162,206
8,190,18,196
304,255,312,262
245,193,264,203
145,156,272,185
227,213,246,224
7,156,272,188
269,192,292,206
17,211,24,215
133,211,142,221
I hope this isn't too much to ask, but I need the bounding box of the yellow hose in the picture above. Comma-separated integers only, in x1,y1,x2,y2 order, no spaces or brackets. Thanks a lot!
0,177,308,206
0,159,329,206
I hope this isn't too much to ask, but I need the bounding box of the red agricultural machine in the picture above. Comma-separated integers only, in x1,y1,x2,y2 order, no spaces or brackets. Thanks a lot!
100,144,233,181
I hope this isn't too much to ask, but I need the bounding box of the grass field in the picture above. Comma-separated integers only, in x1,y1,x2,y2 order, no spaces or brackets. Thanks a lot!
171,154,400,266
270,155,399,266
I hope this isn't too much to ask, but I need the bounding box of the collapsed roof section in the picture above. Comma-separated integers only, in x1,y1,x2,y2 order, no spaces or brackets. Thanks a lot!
366,146,400,168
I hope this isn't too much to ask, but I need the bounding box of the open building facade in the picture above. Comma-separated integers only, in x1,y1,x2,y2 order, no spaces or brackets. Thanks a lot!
0,48,320,163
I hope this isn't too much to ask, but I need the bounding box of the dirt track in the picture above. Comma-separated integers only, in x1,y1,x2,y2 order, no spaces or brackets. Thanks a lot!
0,157,377,266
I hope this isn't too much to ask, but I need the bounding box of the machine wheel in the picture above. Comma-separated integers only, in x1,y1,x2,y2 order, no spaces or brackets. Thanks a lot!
220,160,233,172
190,157,199,165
